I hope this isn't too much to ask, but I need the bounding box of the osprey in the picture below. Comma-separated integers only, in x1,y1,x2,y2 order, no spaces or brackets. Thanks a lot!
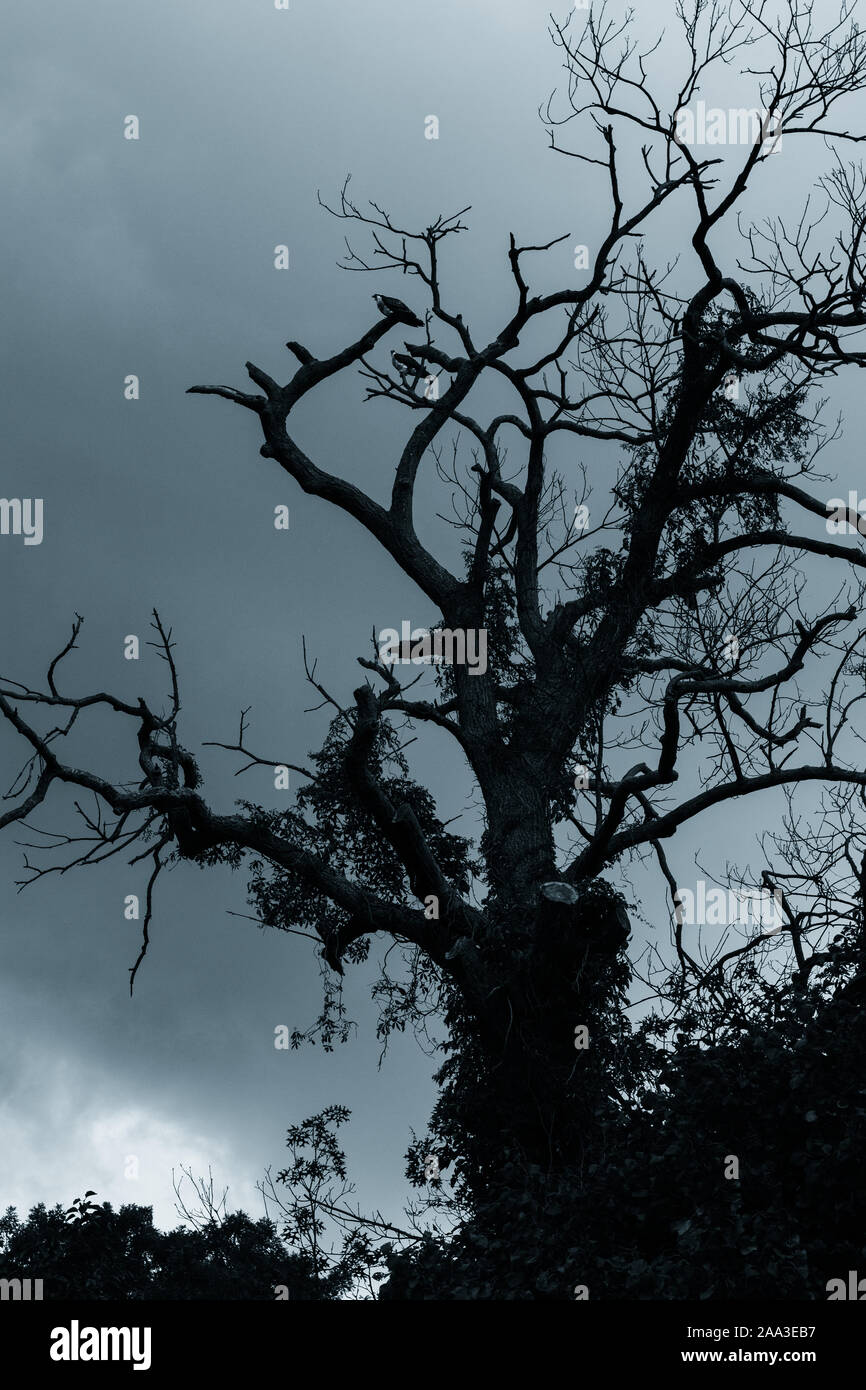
373,293,423,328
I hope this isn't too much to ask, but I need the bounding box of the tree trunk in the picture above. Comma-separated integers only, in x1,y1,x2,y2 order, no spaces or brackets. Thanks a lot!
436,880,632,1186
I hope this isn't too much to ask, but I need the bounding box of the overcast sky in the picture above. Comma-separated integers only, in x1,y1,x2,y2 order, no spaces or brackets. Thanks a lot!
2,0,866,1236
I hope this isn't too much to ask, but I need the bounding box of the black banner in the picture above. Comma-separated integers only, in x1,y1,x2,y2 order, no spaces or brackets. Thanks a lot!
2,1299,862,1376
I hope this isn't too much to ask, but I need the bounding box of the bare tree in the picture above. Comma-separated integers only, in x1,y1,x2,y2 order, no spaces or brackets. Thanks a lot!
5,0,866,1177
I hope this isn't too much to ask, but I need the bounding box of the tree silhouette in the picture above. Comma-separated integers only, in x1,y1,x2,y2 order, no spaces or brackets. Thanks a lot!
0,1186,332,1299
4,0,866,1297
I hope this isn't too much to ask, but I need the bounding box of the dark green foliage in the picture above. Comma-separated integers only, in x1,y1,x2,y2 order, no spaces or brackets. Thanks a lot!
377,968,866,1300
0,1196,334,1300
244,717,478,1050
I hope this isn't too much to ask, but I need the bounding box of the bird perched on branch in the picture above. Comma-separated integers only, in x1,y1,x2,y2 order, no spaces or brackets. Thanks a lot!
391,349,424,384
373,293,424,328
